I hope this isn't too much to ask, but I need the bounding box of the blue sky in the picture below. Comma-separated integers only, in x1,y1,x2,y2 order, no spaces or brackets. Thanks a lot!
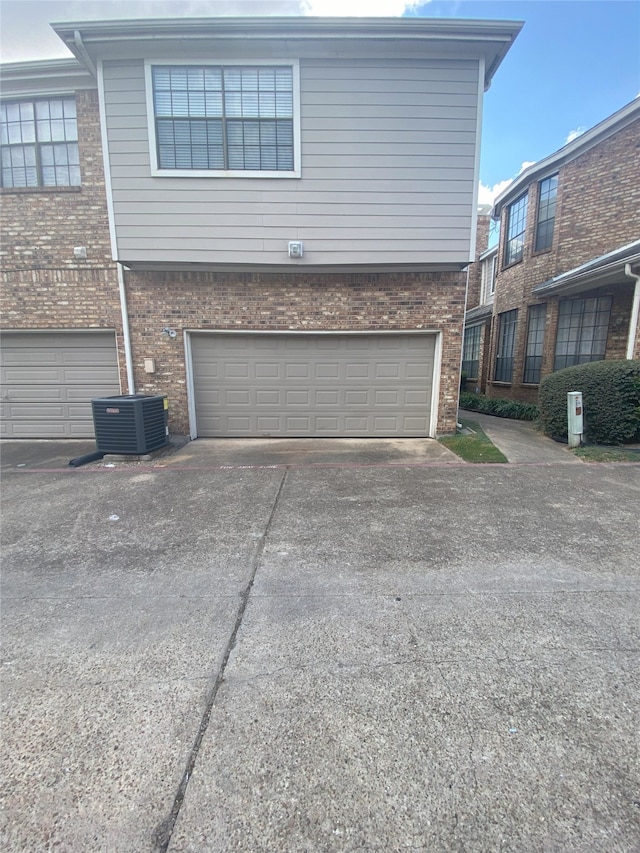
1,0,638,201
415,1,640,201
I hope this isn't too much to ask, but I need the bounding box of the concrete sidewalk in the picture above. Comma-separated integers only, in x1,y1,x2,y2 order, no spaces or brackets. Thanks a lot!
2,455,639,852
460,409,582,463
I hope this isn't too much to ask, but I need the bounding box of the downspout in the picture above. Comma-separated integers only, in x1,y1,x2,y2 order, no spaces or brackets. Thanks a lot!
117,263,136,394
94,56,135,396
624,263,640,360
73,30,97,78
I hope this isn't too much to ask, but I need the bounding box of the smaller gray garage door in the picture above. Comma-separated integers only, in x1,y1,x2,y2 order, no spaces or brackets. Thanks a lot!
191,332,436,437
1,331,121,438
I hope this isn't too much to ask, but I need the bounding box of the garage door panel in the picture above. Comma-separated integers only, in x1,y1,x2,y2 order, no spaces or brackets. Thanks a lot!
405,390,430,405
345,390,369,406
257,416,281,431
317,417,339,431
1,332,120,438
255,363,279,379
286,416,312,431
228,416,251,431
191,333,436,437
346,363,369,378
375,390,400,405
316,390,339,405
224,363,249,379
315,363,339,379
256,390,280,405
285,364,309,379
225,390,251,405
404,417,430,431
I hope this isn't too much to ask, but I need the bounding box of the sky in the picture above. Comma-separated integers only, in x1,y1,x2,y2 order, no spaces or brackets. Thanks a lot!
1,0,638,203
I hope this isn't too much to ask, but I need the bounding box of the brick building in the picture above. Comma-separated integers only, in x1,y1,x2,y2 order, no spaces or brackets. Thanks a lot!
463,99,640,401
2,16,522,439
1,60,125,437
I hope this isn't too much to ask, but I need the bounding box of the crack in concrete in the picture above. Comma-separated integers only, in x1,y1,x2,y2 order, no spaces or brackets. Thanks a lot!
151,469,288,853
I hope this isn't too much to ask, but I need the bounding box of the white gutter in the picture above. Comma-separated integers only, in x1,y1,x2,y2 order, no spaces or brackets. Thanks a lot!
117,263,135,394
624,263,640,360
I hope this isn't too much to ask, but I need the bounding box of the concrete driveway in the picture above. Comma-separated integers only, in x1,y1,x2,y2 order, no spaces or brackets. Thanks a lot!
1,441,639,852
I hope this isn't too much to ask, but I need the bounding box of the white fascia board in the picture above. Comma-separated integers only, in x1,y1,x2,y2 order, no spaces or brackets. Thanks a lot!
51,17,522,89
0,58,96,97
479,245,498,262
533,243,640,295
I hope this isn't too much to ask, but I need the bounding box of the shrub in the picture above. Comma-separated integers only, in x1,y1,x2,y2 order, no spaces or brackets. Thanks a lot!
538,360,640,445
459,391,539,421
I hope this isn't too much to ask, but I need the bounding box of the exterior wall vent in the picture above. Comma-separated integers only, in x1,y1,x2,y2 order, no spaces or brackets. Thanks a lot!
91,394,168,454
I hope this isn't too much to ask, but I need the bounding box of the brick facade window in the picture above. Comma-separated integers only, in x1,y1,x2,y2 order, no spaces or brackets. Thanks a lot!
151,65,295,173
534,174,558,252
554,296,612,371
494,308,518,382
462,323,482,379
523,303,546,384
480,253,497,303
1,97,80,188
503,193,528,267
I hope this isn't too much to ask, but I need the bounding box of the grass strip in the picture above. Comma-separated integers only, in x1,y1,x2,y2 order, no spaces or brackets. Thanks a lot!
439,418,508,464
572,446,640,463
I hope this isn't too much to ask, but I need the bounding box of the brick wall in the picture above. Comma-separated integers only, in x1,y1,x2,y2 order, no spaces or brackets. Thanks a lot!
483,115,640,400
0,89,127,388
124,269,467,435
0,91,123,336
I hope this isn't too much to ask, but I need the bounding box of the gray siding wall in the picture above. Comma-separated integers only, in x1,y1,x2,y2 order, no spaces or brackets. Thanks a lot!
102,55,479,267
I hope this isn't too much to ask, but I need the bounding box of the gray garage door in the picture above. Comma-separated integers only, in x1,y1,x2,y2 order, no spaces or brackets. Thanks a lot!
191,332,436,437
1,331,121,438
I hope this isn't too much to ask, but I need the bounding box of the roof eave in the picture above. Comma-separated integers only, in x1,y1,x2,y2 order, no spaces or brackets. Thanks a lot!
50,16,522,88
533,246,640,297
0,57,96,94
493,99,640,216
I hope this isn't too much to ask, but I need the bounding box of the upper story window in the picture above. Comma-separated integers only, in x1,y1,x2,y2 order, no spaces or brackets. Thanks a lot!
503,193,528,267
534,174,558,252
149,64,299,177
480,253,497,303
1,98,80,188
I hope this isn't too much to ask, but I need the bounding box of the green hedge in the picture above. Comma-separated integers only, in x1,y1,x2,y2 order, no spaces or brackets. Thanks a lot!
538,360,640,444
459,391,539,421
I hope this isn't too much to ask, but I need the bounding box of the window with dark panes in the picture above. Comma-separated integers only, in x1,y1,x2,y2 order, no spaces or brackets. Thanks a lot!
462,324,482,379
523,303,546,383
494,309,518,382
534,175,558,252
1,98,80,188
481,254,497,303
504,193,528,266
152,65,294,172
554,296,612,371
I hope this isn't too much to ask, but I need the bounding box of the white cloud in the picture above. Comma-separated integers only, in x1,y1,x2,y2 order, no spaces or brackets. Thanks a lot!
478,160,538,206
301,0,423,14
478,178,512,206
565,127,586,144
518,160,535,174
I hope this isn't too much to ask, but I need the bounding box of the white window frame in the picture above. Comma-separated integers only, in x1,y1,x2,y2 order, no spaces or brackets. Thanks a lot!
145,59,301,179
480,253,497,304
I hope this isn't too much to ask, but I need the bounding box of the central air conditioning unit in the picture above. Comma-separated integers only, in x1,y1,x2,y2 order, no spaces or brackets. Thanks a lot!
91,394,168,455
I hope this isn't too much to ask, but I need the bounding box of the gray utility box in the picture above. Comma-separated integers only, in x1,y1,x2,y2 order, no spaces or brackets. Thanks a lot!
91,394,168,455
